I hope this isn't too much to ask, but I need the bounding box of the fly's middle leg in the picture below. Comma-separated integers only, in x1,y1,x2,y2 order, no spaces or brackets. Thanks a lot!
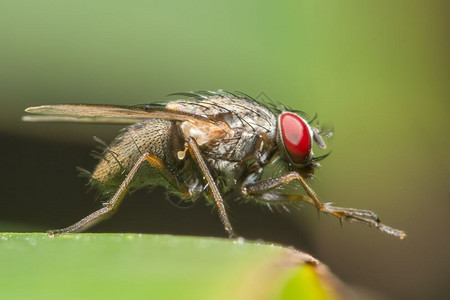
186,138,235,238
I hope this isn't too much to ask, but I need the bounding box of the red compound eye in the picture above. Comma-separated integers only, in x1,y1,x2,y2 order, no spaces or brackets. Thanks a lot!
279,112,312,164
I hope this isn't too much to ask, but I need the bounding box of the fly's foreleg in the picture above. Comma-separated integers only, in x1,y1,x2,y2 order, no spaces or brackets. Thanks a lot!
242,171,406,239
242,171,377,219
49,152,187,235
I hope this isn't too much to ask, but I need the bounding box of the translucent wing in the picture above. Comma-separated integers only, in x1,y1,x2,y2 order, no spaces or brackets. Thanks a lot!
23,104,218,125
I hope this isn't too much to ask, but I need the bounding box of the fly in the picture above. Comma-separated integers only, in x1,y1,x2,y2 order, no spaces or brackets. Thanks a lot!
23,90,406,239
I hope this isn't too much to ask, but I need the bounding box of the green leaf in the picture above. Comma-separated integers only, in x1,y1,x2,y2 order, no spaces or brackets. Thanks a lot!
0,233,343,299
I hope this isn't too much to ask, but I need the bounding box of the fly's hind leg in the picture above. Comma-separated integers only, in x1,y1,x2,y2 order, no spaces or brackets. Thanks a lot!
49,152,190,235
242,171,406,239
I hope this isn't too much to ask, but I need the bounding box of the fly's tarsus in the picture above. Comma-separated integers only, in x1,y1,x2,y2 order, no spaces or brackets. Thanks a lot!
320,203,406,239
322,203,380,222
374,223,407,240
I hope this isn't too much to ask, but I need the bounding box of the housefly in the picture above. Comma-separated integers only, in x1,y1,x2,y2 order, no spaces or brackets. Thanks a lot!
23,90,406,239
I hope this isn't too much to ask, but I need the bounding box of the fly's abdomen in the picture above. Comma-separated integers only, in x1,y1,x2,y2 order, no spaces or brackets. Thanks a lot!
91,119,184,188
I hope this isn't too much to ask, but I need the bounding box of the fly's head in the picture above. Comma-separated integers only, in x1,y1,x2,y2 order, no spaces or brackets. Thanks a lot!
276,111,332,176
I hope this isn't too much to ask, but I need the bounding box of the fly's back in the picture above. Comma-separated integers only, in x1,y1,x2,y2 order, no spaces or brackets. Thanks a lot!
166,95,278,163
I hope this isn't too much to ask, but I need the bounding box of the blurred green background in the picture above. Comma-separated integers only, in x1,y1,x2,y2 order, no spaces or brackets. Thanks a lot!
1,1,448,299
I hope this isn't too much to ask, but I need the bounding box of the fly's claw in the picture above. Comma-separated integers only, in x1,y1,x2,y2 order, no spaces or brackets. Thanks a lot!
375,223,407,240
47,229,64,236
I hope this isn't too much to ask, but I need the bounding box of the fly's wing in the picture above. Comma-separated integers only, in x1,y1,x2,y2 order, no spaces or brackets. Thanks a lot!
23,104,220,125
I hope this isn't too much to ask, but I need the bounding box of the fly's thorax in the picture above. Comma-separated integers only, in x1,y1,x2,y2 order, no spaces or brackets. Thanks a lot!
91,119,184,187
167,95,281,186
